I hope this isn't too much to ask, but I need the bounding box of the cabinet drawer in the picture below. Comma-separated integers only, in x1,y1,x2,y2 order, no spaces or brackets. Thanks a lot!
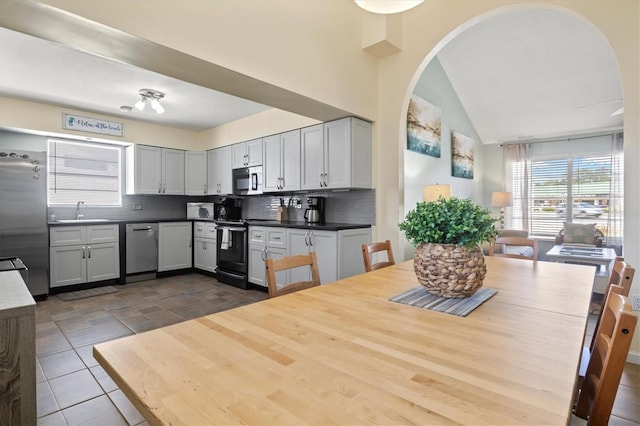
86,225,119,244
50,226,87,246
249,227,265,244
205,223,217,239
194,221,207,237
266,228,286,248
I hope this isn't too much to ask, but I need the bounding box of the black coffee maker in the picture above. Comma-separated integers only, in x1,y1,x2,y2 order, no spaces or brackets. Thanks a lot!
214,198,242,221
304,197,325,224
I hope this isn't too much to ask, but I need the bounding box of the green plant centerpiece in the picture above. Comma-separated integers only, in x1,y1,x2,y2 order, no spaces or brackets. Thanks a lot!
399,196,498,298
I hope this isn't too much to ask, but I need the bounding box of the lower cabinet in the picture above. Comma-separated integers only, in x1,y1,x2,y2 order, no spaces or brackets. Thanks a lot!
248,226,371,288
194,221,217,273
158,222,193,272
49,225,120,288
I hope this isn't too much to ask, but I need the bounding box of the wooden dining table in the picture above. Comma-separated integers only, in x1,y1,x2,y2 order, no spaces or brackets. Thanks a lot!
94,257,595,425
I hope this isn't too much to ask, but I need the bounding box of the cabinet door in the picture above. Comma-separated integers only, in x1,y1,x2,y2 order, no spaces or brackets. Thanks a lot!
216,146,233,194
195,237,216,273
265,246,287,288
309,231,338,284
324,118,351,189
50,245,86,288
300,124,324,190
86,242,120,282
206,149,218,193
262,134,282,192
162,148,185,195
158,222,192,271
135,145,163,194
232,143,247,169
205,238,217,273
281,129,301,191
286,229,311,283
246,138,263,167
185,151,208,195
248,243,266,286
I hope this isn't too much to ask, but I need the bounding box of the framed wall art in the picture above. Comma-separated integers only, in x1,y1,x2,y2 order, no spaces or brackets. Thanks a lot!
451,131,474,179
407,94,441,158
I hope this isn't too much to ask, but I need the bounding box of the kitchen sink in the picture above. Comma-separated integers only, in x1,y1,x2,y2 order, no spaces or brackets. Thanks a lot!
56,219,111,223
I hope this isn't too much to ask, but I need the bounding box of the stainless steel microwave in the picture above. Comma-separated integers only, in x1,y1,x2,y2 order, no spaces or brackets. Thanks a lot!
232,166,262,196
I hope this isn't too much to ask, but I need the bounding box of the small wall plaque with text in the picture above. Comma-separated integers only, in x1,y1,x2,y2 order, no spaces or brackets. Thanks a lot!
63,114,124,137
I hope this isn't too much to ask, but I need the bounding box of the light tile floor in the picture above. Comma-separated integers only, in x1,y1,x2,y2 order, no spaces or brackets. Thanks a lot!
35,273,268,425
35,275,639,425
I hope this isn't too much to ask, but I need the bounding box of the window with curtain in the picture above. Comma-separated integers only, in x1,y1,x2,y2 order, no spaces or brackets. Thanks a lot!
507,134,624,243
48,139,122,206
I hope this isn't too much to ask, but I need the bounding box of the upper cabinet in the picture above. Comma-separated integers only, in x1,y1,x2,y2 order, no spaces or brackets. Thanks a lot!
232,138,263,168
301,117,372,191
126,144,185,195
185,151,208,195
263,129,301,192
207,146,232,195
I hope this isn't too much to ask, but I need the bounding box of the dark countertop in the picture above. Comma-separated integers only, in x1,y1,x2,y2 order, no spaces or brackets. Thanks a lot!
48,219,371,231
245,220,371,231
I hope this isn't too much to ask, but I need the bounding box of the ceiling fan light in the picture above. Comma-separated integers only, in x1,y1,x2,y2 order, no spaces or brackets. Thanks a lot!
150,99,164,114
355,0,423,14
134,98,147,111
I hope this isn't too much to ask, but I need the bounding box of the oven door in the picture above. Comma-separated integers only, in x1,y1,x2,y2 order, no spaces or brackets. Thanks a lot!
217,226,247,274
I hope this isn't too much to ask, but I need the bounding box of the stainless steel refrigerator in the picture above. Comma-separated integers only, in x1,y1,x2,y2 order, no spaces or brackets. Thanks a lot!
0,150,49,297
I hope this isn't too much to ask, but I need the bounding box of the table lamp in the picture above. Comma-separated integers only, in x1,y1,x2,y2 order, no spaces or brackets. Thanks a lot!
423,184,452,202
491,191,512,229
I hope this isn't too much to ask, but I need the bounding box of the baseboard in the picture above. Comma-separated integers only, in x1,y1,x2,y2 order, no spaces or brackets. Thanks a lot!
627,350,640,365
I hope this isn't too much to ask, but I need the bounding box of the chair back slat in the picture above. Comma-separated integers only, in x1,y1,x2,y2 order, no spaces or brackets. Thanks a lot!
362,240,395,272
265,252,321,298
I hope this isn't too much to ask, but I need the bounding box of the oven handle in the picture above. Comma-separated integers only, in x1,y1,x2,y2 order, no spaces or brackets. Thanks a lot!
226,227,247,233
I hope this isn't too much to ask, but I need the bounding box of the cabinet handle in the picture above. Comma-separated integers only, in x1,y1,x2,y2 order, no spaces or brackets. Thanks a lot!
204,184,207,194
87,245,91,258
189,238,192,248
158,182,162,193
281,177,284,189
163,182,166,193
82,245,86,259
261,248,266,261
322,173,328,187
304,231,309,247
309,231,314,247
203,241,206,250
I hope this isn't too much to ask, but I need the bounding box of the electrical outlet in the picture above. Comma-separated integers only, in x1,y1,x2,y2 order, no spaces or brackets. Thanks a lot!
133,203,142,210
632,295,640,312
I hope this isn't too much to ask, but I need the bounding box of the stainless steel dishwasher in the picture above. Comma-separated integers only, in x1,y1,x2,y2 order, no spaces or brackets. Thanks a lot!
126,223,158,282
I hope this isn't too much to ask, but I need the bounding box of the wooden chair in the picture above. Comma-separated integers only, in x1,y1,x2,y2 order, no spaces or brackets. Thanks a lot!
488,236,538,260
362,240,395,272
573,292,637,424
578,259,635,384
265,251,321,298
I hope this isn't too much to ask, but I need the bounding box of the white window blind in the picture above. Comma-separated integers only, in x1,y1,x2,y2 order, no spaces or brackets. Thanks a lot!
48,139,122,206
510,150,623,239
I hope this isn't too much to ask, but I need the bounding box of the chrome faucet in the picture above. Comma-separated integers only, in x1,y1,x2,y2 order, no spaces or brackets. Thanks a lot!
76,201,85,220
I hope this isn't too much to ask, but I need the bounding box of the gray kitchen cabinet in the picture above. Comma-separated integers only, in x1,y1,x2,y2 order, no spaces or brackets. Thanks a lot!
49,225,120,288
287,227,371,285
232,138,263,168
248,226,286,287
158,222,192,272
193,221,217,273
263,129,300,192
185,151,208,195
207,146,232,195
300,117,372,190
126,144,185,195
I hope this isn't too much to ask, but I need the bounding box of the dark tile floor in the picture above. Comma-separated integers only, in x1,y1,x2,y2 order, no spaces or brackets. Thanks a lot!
35,273,268,425
34,274,639,425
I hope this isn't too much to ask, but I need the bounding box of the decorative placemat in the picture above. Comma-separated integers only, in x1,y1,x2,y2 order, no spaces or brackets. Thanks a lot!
389,286,497,317
57,285,119,301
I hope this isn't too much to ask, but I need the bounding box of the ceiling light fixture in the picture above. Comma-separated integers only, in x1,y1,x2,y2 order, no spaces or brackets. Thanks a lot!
355,0,423,14
135,89,165,114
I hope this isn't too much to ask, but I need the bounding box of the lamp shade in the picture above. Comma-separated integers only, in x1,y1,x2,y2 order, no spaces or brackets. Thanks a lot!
355,0,423,14
491,192,513,207
423,184,451,202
